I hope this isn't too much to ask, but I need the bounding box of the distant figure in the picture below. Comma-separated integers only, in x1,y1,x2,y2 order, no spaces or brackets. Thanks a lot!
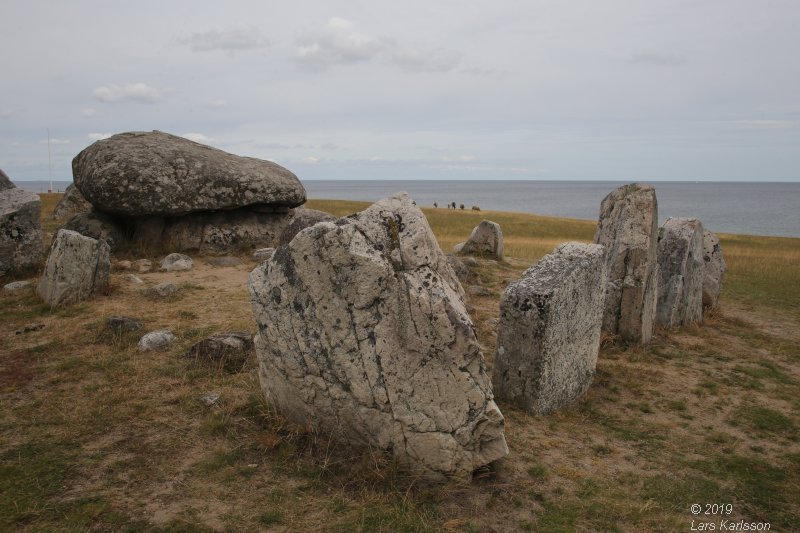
433,202,438,208
472,205,481,211
451,202,457,209
459,204,465,210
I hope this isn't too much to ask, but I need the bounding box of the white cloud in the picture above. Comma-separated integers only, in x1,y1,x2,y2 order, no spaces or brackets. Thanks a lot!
733,120,797,130
207,99,228,109
390,47,461,73
303,156,321,164
180,26,270,53
630,52,686,66
181,132,213,143
295,17,384,69
87,133,112,141
93,83,162,103
81,107,97,118
441,155,476,162
40,138,70,145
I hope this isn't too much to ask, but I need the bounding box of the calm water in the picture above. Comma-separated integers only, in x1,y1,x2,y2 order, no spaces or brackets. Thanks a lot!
16,180,800,238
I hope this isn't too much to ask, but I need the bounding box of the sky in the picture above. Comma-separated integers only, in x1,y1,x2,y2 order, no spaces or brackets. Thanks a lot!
1,0,799,182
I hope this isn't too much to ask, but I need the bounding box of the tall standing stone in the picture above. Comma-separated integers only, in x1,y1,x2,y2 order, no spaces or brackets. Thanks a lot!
593,183,659,344
492,243,607,415
454,220,504,260
37,229,110,307
1,188,43,277
656,218,704,328
248,192,508,480
702,229,726,309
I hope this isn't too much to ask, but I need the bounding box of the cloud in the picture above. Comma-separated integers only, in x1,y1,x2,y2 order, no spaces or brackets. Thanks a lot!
629,52,686,66
207,99,228,109
81,107,97,118
733,120,797,130
87,133,112,141
390,47,461,73
295,17,383,69
303,156,321,164
93,83,162,103
0,109,14,119
181,132,214,143
179,26,270,53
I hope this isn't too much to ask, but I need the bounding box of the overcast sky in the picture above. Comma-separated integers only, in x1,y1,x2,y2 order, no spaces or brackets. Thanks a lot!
2,0,799,182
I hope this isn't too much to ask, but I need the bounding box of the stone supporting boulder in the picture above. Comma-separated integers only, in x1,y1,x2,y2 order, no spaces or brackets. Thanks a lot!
1,188,43,277
73,130,306,216
702,230,726,309
248,192,508,480
62,211,127,251
279,207,336,245
454,220,504,260
492,243,607,415
50,184,92,221
593,183,659,344
37,229,110,307
656,217,704,328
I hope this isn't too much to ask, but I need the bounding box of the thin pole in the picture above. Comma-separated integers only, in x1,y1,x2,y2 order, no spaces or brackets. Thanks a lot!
47,128,53,193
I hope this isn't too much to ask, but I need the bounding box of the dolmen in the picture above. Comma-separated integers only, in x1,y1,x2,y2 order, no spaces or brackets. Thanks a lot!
0,169,43,277
37,229,110,308
702,229,726,309
493,243,607,415
656,217,704,327
248,192,508,480
593,183,659,344
454,220,504,260
68,131,333,253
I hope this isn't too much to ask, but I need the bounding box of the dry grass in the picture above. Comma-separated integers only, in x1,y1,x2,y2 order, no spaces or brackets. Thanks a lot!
0,195,798,531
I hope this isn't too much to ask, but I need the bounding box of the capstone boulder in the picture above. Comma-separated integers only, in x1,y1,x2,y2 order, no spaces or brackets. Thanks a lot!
248,192,508,480
492,243,607,415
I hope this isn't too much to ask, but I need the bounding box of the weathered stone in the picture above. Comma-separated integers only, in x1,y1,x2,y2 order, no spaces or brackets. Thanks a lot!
142,282,178,299
132,259,152,273
461,256,479,268
113,260,132,270
15,322,44,334
73,130,306,216
106,316,142,333
125,274,144,285
656,218,704,328
445,254,473,283
454,220,504,260
37,229,110,307
249,192,508,480
492,243,607,415
199,392,220,407
593,183,659,345
50,184,92,221
253,247,275,261
184,332,254,372
0,168,14,190
207,256,242,267
279,207,336,245
467,285,492,297
3,280,31,292
138,330,177,352
702,230,726,309
62,211,127,251
1,188,43,277
160,253,192,271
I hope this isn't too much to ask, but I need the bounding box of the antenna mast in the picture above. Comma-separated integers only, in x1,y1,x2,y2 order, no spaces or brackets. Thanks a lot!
47,128,53,193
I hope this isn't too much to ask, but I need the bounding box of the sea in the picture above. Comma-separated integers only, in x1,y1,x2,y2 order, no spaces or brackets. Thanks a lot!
15,179,800,238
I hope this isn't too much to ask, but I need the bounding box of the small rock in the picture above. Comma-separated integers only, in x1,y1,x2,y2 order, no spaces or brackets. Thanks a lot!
253,247,276,261
15,322,44,334
3,280,32,292
184,332,254,372
161,253,193,271
132,259,152,273
106,316,142,333
142,282,178,299
454,220,504,260
207,256,242,267
113,260,132,270
138,330,177,352
445,254,472,282
125,274,144,284
199,392,220,407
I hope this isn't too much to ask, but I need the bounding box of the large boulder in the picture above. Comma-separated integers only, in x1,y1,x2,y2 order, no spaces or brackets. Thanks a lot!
1,188,43,277
0,168,14,190
593,183,659,345
656,217,704,328
50,184,92,221
72,130,306,216
492,243,607,415
702,230,726,309
62,211,127,251
454,220,504,260
248,192,508,480
279,207,336,245
37,229,110,307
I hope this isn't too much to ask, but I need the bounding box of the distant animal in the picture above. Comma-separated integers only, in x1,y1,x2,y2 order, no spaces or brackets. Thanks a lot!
433,202,438,208
459,204,465,210
451,202,456,209
471,205,481,211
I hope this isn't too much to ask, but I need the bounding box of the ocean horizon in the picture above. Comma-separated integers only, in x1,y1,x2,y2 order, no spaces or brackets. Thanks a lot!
14,179,800,238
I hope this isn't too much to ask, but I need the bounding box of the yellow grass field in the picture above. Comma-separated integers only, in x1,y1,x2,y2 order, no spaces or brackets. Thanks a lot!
1,195,798,531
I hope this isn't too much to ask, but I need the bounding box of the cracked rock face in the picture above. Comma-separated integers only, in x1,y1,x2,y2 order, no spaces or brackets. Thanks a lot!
73,130,306,216
702,230,726,309
656,217,704,328
454,220,504,260
493,243,607,415
37,229,110,307
593,183,659,345
248,192,508,480
1,188,43,278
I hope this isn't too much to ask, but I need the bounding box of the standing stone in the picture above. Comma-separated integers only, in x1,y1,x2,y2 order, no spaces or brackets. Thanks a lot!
279,207,336,245
593,183,659,344
1,188,43,277
492,243,607,415
248,192,508,480
454,220,504,260
50,184,92,221
37,229,110,307
656,217,704,328
702,230,726,309
0,168,14,190
73,130,306,216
